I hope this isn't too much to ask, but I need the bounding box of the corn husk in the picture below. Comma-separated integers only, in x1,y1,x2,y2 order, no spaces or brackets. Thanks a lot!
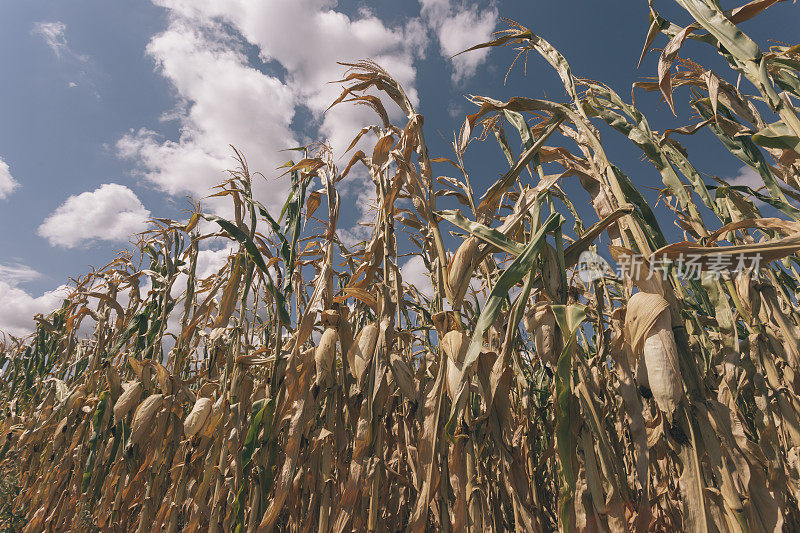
52,417,68,450
389,350,418,401
106,365,122,401
129,393,164,446
337,306,354,360
183,396,214,439
113,381,142,424
542,242,563,301
735,270,761,320
642,312,684,421
447,236,478,306
624,292,670,355
200,395,225,439
64,385,86,416
625,292,684,421
525,303,557,365
346,323,379,384
315,310,340,388
441,330,468,398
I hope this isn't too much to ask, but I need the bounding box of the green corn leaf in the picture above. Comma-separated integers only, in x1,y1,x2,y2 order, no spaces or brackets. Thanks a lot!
445,213,564,434
200,213,290,325
753,120,800,154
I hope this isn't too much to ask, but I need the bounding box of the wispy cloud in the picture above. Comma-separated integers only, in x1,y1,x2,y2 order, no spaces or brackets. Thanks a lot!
0,263,41,287
32,21,88,62
32,21,98,93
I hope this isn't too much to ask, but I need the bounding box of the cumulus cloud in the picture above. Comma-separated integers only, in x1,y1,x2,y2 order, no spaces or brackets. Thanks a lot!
420,0,497,82
119,0,427,224
196,244,238,279
117,18,298,214
0,283,70,338
401,255,434,298
169,242,236,300
0,157,19,199
0,263,69,338
338,168,378,247
37,183,151,248
151,0,424,109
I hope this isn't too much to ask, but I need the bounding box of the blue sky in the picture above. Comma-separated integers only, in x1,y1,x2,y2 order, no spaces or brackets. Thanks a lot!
0,0,798,336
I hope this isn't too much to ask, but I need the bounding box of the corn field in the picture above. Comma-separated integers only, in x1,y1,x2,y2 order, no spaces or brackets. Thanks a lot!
3,1,800,531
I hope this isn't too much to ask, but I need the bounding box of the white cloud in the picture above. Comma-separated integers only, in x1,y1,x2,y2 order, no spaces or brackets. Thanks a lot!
728,166,764,190
160,242,236,347
728,166,766,206
152,0,424,109
401,255,434,298
0,282,70,338
170,242,236,300
196,243,237,279
37,183,151,248
32,21,88,62
0,263,41,286
33,21,68,57
0,263,69,338
338,167,377,247
420,0,497,82
119,1,427,223
117,18,298,214
0,157,19,199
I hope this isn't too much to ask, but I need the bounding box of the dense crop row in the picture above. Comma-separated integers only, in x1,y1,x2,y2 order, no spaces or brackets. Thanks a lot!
2,1,800,531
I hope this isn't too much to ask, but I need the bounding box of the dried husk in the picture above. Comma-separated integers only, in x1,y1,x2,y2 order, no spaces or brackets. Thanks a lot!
113,381,142,424
200,394,226,439
346,322,379,385
625,292,684,421
64,385,86,415
389,350,418,401
642,312,684,421
447,236,478,307
525,303,557,365
52,417,68,450
441,330,468,398
315,310,340,388
129,393,164,446
183,396,213,439
735,270,761,320
106,365,122,401
624,292,670,355
542,242,563,301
